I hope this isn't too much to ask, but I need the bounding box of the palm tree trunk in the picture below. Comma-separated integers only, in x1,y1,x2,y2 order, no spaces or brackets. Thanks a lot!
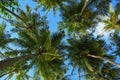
87,54,120,68
79,0,89,17
0,54,35,70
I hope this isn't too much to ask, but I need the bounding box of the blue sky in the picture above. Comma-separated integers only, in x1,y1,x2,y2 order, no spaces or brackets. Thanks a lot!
17,0,120,80
1,0,119,80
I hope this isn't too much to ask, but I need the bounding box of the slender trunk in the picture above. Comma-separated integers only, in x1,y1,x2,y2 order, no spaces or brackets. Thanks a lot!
79,0,89,17
0,54,36,71
87,54,120,68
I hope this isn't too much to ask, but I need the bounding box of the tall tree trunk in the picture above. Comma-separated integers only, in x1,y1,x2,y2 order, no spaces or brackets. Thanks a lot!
0,54,35,71
87,54,120,68
79,0,89,17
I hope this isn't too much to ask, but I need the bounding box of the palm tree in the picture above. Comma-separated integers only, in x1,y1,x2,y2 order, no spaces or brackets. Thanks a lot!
66,34,120,79
0,0,120,80
103,2,120,33
59,0,95,33
0,6,66,80
59,0,111,33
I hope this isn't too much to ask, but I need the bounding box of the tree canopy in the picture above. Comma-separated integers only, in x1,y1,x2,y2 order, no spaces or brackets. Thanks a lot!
0,0,120,80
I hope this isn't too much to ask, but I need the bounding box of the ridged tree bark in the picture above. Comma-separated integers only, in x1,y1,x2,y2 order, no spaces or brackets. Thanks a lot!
87,54,120,68
79,0,89,17
0,54,36,71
